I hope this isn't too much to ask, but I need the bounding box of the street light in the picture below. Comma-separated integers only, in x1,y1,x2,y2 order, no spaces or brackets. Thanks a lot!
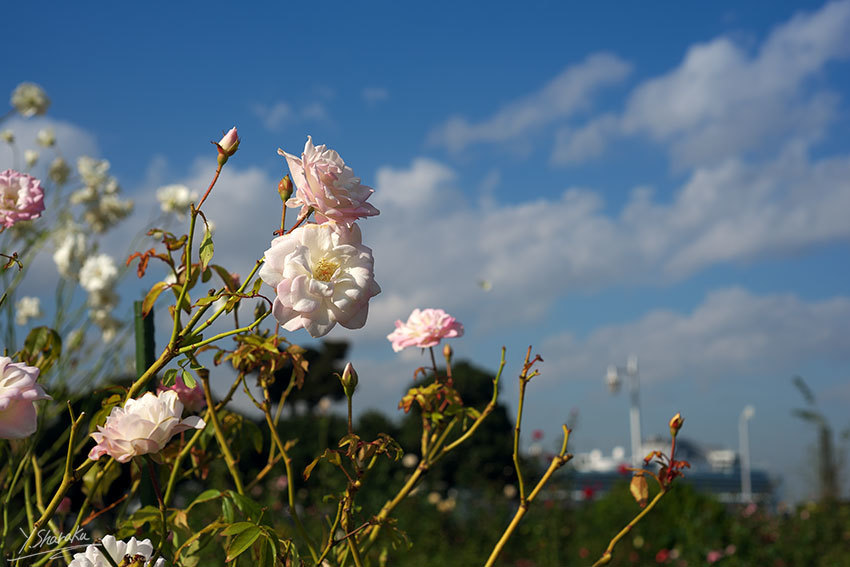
739,404,755,503
605,355,642,466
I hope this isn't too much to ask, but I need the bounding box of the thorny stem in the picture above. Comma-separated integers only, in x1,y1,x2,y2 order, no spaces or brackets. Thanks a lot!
201,373,244,495
176,310,270,353
363,348,507,552
590,489,668,567
169,208,199,348
18,405,85,559
286,207,314,234
251,385,319,562
484,426,572,567
146,458,168,559
195,163,222,211
315,500,344,566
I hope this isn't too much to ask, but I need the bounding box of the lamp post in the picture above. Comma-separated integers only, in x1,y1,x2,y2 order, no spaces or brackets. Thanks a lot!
605,355,642,466
739,405,755,503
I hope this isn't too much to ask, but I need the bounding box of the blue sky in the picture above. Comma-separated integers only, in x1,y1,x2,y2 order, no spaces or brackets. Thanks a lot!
3,0,850,501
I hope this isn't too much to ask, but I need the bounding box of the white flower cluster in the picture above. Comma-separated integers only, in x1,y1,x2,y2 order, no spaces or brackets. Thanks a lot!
15,296,42,326
79,254,121,342
10,82,50,117
53,223,88,279
156,184,197,218
71,157,133,233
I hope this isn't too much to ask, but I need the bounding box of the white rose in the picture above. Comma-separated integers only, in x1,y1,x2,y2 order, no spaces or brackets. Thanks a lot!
88,390,205,463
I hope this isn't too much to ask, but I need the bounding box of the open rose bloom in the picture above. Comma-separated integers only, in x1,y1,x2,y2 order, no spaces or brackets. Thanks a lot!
259,223,380,338
280,136,379,227
69,535,165,567
0,169,45,228
89,390,205,463
0,357,51,439
387,308,464,352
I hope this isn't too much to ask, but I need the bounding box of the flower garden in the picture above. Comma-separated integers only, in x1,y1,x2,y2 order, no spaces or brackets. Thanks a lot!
1,82,848,567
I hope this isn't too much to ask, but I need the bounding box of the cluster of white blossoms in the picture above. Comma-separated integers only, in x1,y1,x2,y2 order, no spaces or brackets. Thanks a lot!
260,137,381,338
10,82,50,117
156,183,198,218
79,253,121,342
15,296,42,326
71,157,133,233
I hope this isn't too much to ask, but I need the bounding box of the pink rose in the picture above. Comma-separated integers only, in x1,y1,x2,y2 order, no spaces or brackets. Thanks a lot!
0,169,45,228
88,390,205,463
387,308,464,352
258,222,380,338
158,375,206,413
279,136,379,227
0,357,51,439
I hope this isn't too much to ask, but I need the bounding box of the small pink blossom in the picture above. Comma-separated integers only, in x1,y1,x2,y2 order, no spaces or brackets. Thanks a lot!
0,357,51,439
387,308,464,352
88,390,205,463
279,136,379,227
259,223,380,338
706,550,724,564
158,375,206,413
0,169,45,228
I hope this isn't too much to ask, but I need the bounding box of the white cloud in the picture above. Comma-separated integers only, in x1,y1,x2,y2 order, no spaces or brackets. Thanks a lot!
362,87,389,104
541,287,850,384
252,100,330,131
551,114,618,165
372,157,457,210
252,101,292,131
428,53,631,152
556,0,850,167
365,145,850,339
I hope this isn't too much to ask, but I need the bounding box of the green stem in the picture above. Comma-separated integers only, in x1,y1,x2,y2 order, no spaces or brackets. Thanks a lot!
590,488,669,567
176,310,270,354
200,374,244,495
18,406,85,559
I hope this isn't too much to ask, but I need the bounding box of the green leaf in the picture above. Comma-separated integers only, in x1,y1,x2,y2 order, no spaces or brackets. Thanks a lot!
228,491,263,521
211,264,237,290
18,326,62,375
221,521,257,536
221,495,235,523
142,281,169,317
199,223,214,271
162,368,178,387
226,525,261,562
181,369,196,388
243,420,264,453
194,295,219,307
187,489,222,511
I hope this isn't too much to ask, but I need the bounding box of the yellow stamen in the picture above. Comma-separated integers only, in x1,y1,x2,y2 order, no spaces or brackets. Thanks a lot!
313,257,339,282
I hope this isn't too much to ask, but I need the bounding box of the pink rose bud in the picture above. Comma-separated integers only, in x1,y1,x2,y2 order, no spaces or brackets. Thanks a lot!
215,126,240,165
340,362,358,397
